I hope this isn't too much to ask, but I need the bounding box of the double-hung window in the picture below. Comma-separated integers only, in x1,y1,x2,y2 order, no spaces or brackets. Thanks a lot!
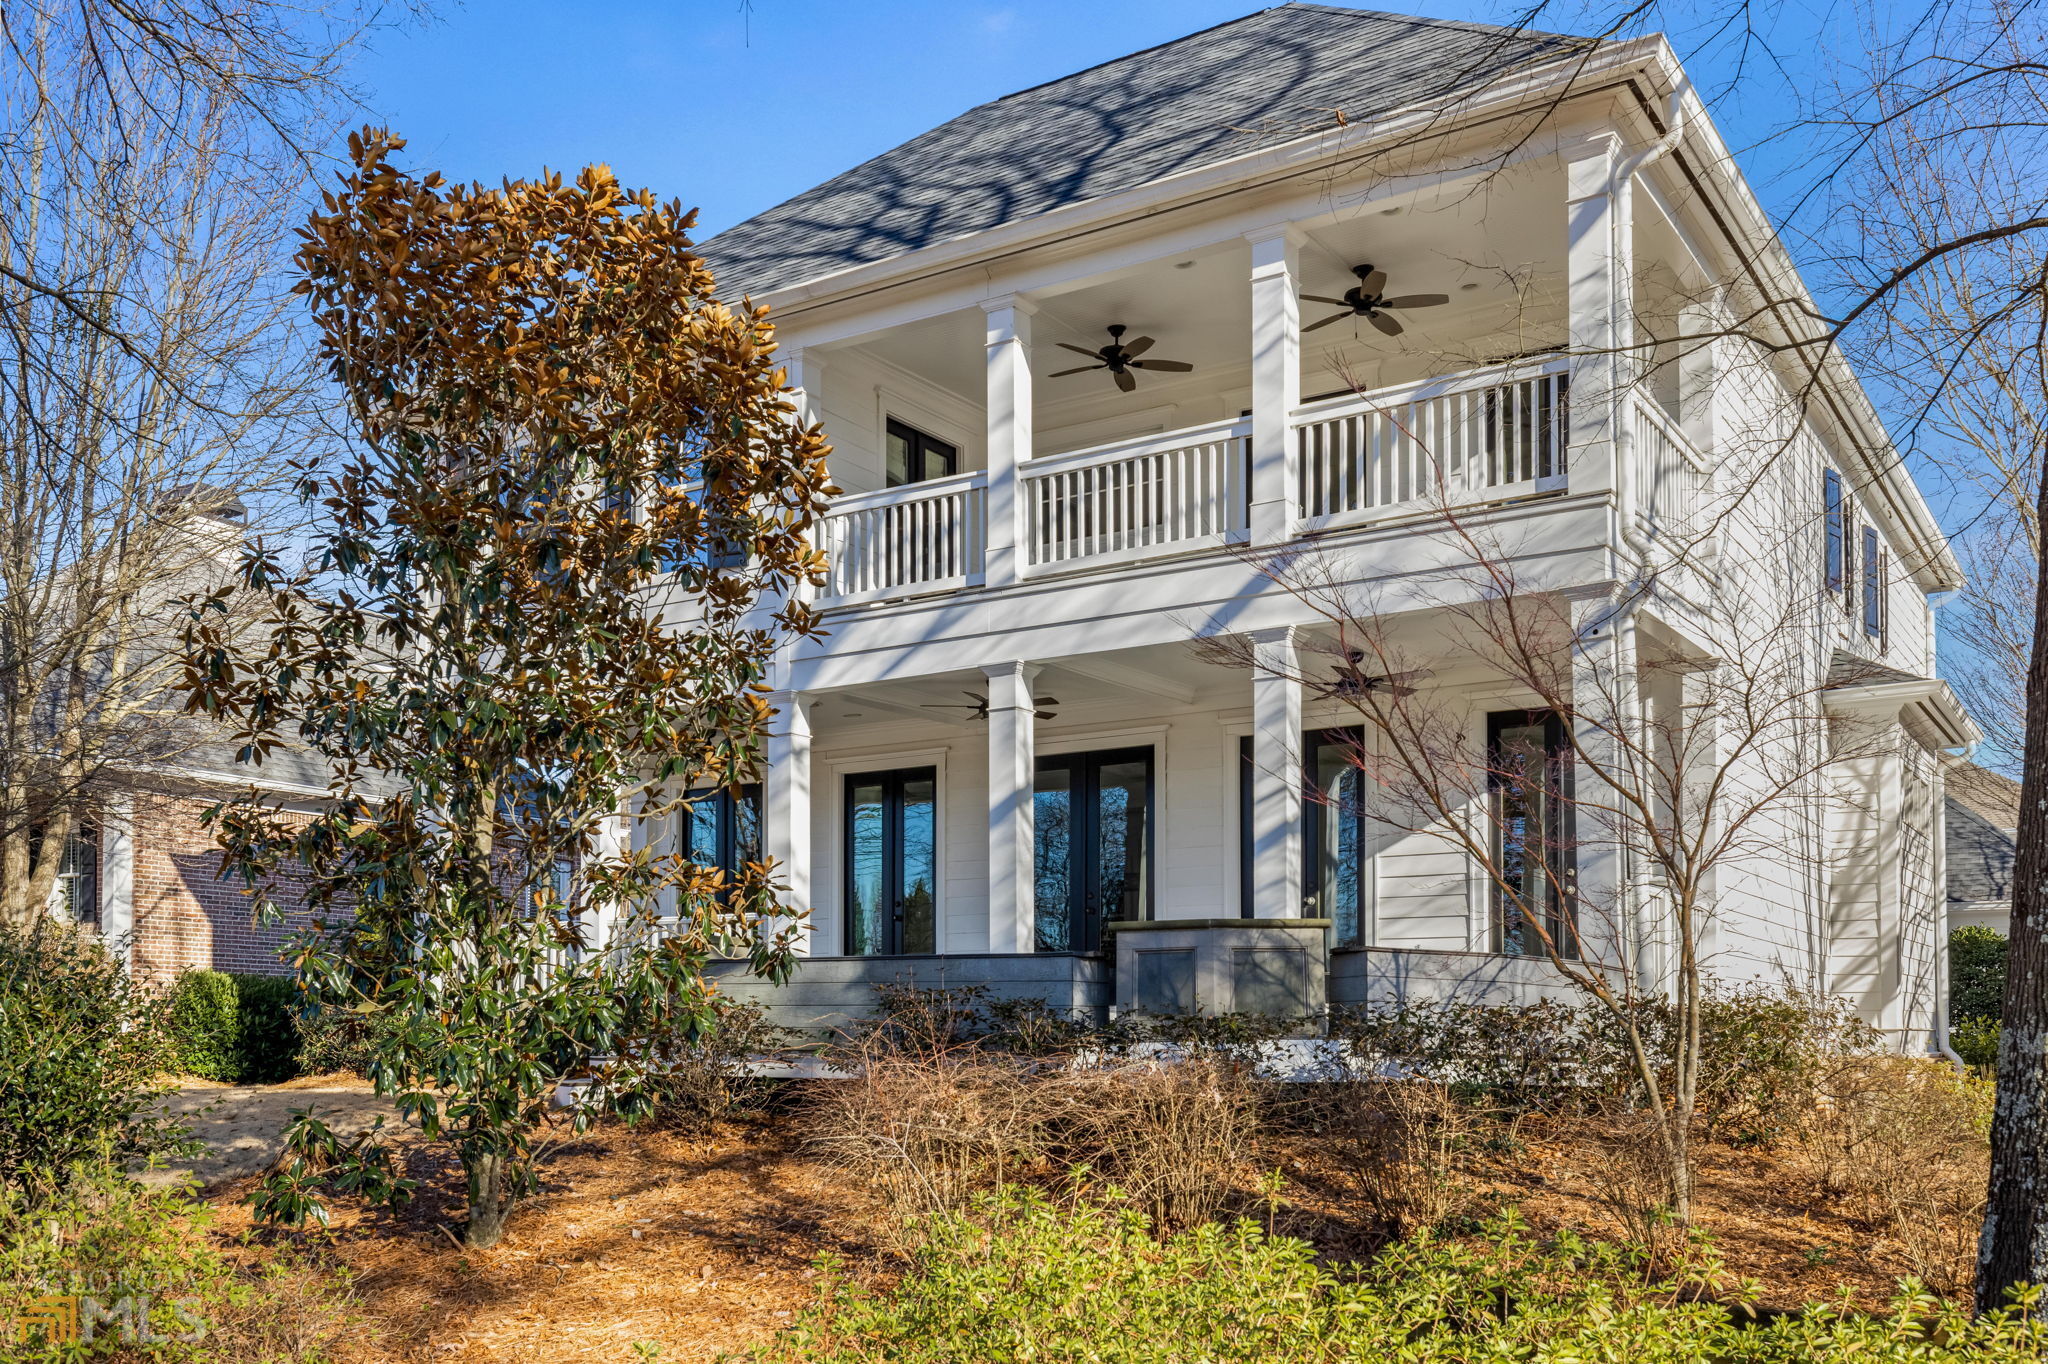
1487,710,1577,959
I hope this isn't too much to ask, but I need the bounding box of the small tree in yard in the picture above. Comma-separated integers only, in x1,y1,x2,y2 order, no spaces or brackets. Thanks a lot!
180,130,834,1247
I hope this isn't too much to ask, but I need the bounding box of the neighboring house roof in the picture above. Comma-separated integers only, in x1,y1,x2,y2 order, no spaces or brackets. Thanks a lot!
1947,794,2015,906
1948,760,2021,831
699,3,1586,297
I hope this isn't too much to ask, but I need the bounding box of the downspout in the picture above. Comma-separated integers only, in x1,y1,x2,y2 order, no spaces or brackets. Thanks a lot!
1606,79,1688,992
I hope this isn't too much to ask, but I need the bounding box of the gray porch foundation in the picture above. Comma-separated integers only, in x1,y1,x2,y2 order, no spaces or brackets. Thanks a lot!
1106,918,1330,1018
706,952,1110,1036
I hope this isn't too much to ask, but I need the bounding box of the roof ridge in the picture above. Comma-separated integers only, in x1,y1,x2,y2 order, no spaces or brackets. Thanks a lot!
1277,2,1576,43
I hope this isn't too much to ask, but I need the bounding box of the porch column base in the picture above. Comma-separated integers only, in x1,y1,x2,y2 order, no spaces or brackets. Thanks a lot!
1109,918,1329,1020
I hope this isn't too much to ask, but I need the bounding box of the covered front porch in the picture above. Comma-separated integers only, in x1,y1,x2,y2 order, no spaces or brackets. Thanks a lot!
676,621,1626,1033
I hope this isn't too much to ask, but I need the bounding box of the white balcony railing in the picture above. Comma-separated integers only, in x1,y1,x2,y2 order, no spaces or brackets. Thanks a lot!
818,471,985,604
1632,395,1712,542
1292,359,1570,527
1023,417,1250,569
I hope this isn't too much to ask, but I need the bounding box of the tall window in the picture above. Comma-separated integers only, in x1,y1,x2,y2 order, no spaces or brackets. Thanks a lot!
1236,729,1368,947
1823,469,1846,592
679,785,762,888
1487,710,1576,959
53,827,99,929
1861,527,1884,640
845,767,938,955
885,418,958,488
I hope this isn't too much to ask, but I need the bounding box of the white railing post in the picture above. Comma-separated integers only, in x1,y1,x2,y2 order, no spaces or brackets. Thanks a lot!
1249,625,1305,918
984,660,1040,954
983,296,1037,588
1246,226,1302,545
765,689,813,955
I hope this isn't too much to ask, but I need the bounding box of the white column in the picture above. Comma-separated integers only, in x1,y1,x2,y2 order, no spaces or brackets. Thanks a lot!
1246,225,1302,546
984,660,1039,954
1249,626,1304,918
983,297,1037,588
99,795,135,969
1568,592,1637,971
765,689,814,955
1564,134,1627,505
782,346,827,428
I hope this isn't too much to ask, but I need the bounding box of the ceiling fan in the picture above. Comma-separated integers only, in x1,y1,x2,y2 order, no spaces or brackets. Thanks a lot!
1325,654,1433,701
922,690,1062,722
1050,324,1195,394
1301,264,1449,337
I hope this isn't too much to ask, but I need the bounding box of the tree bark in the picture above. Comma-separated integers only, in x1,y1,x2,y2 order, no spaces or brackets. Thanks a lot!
464,1151,511,1249
1977,458,2048,1313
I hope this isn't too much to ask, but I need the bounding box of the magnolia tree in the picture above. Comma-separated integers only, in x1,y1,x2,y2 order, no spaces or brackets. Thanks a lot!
181,131,833,1247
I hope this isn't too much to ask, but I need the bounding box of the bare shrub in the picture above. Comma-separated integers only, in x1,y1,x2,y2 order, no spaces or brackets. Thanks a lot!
1304,1079,1494,1237
1794,1056,1992,1296
804,1046,1049,1220
652,999,792,1130
1045,1059,1260,1230
1585,1107,1687,1268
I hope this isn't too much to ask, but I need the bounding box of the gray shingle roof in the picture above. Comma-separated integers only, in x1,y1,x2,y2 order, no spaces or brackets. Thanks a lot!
700,4,1586,297
1947,795,2015,905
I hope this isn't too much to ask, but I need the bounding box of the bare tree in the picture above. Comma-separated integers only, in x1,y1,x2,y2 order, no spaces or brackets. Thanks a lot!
0,6,349,923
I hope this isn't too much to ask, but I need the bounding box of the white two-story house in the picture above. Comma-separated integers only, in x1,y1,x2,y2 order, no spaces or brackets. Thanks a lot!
676,3,1975,1050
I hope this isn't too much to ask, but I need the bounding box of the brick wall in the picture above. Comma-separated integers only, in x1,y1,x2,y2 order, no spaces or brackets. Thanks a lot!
126,790,316,983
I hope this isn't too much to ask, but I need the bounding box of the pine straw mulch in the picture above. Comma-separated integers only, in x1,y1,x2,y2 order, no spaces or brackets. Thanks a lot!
1261,1114,1958,1312
203,1117,891,1364
197,1105,1964,1362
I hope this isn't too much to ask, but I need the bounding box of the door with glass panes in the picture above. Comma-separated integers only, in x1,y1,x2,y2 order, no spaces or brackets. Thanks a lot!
1238,729,1368,946
1033,747,1152,953
845,767,938,955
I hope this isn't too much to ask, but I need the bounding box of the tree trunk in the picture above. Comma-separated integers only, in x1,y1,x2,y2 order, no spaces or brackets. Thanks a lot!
464,1151,512,1249
1977,459,2048,1314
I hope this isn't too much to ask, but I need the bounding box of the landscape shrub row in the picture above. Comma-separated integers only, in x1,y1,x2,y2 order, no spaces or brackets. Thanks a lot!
741,1188,2047,1364
165,970,380,1084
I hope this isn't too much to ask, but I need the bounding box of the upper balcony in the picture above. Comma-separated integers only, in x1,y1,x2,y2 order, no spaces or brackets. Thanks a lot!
772,140,1719,616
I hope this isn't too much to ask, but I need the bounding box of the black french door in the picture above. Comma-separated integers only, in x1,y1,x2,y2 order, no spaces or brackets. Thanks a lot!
845,767,939,955
1033,747,1153,953
1237,729,1368,946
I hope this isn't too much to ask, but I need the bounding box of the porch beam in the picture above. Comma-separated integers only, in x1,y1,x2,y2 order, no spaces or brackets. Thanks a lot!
985,660,1041,954
983,296,1038,589
1049,656,1197,708
1246,225,1302,546
1248,626,1304,918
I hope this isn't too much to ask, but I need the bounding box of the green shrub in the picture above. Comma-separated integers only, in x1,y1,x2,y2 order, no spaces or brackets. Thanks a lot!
0,921,193,1195
0,1166,360,1360
167,969,240,1081
1953,1013,2002,1071
292,1005,379,1078
232,974,303,1084
740,1189,2048,1363
1951,925,2008,1022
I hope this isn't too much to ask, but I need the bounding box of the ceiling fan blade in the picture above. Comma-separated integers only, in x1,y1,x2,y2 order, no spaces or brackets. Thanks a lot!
1050,364,1106,377
1357,267,1388,296
1380,293,1450,309
1368,312,1404,337
1114,369,1138,393
1120,335,1156,357
1036,696,1060,705
1299,295,1353,307
1056,342,1104,358
1033,709,1060,720
1382,684,1418,698
1302,311,1353,333
1130,359,1193,372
